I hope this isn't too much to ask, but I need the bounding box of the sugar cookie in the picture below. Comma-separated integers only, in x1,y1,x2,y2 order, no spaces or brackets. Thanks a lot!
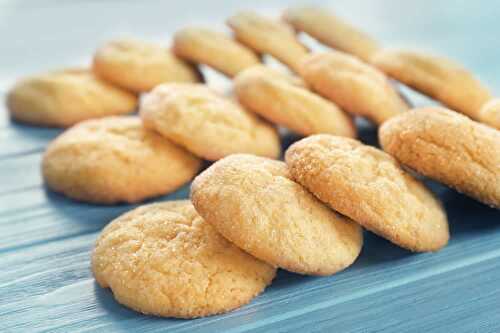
7,69,137,127
371,49,492,120
93,38,201,93
227,11,309,73
285,135,449,252
92,201,276,318
479,98,500,130
191,154,363,276
299,52,408,124
140,83,280,160
42,116,201,204
234,65,355,137
380,107,500,208
283,6,380,62
173,27,260,77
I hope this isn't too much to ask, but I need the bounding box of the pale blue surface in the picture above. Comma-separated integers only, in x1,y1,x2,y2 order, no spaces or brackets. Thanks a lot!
1,1,499,332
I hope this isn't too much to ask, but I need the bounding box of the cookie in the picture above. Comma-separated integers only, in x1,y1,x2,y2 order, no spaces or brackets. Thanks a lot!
191,154,363,276
7,69,137,127
42,116,201,204
371,49,492,120
285,135,449,252
299,52,408,124
380,107,500,208
173,27,260,77
227,11,309,73
92,201,276,318
283,6,380,62
237,64,307,88
479,98,500,130
234,65,356,137
92,38,201,93
140,83,281,161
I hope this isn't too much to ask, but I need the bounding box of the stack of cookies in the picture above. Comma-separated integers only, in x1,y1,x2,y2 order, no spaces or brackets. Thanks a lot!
6,5,499,319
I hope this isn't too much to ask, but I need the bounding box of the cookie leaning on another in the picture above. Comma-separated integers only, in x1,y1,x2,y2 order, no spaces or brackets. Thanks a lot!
227,11,309,73
93,38,201,93
43,116,201,204
140,83,281,161
173,27,260,77
191,154,363,276
299,51,408,125
92,201,276,318
371,49,492,121
7,69,137,127
286,135,449,252
283,6,380,62
380,107,500,208
234,65,356,137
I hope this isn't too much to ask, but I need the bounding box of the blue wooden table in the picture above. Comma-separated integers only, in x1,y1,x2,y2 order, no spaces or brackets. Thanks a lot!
1,1,499,332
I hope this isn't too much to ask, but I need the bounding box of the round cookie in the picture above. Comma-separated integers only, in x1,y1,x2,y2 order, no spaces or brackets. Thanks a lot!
227,11,309,73
299,52,408,125
191,154,363,276
371,49,492,121
140,83,281,161
479,98,500,130
92,201,276,318
93,38,201,93
283,6,380,62
234,65,356,137
7,69,137,127
285,135,449,252
173,27,260,77
42,116,201,204
379,107,500,208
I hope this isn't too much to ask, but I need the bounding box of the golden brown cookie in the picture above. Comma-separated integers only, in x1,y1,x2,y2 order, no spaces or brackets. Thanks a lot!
283,6,380,62
299,52,408,124
140,83,280,161
234,65,355,137
191,154,363,276
7,69,137,127
371,49,492,120
92,38,201,93
379,107,500,208
92,201,276,318
479,98,500,130
237,64,307,88
285,135,449,252
42,116,201,204
173,27,260,77
227,11,309,73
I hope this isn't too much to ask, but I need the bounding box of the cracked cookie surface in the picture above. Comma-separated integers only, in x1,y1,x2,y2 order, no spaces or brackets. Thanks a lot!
371,49,492,120
285,135,449,252
7,69,137,127
380,107,500,208
191,154,363,276
42,116,201,204
234,65,355,137
93,38,201,93
299,52,408,124
140,83,280,160
92,200,276,318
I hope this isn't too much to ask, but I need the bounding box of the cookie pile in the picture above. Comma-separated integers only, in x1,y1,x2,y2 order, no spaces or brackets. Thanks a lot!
7,6,500,319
